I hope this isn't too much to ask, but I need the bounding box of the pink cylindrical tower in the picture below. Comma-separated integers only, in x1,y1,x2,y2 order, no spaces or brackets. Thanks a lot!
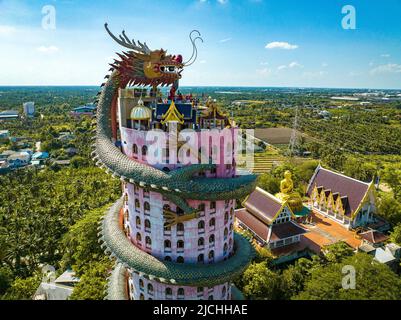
118,89,237,300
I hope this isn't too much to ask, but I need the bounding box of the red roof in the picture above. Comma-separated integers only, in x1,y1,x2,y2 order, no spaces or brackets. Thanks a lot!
270,221,307,241
243,187,282,225
236,208,269,241
307,166,370,216
359,230,389,244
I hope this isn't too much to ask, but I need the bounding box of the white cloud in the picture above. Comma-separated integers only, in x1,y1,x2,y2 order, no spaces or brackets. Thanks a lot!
370,63,401,75
257,67,271,76
381,54,391,58
219,37,232,43
260,62,269,66
0,25,16,36
265,41,298,50
288,61,303,68
37,46,59,54
277,61,303,71
322,62,328,67
199,60,207,64
217,0,228,4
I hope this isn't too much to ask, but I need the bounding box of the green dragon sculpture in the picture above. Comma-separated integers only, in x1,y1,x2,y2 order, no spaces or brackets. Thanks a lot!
94,24,257,296
93,24,258,216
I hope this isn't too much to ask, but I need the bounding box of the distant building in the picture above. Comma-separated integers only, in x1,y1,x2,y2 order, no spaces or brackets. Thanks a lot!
7,151,31,168
33,270,80,300
0,130,10,141
23,102,35,117
306,165,380,230
70,104,96,118
236,187,308,262
0,110,19,121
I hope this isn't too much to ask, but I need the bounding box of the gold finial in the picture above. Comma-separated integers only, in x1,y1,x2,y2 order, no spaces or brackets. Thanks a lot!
161,100,184,125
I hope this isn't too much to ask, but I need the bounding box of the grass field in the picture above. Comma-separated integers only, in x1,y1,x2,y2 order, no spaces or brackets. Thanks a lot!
238,149,284,174
254,127,310,145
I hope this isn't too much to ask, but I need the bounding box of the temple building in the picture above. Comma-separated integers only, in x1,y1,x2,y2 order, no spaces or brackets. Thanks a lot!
306,165,379,229
236,187,307,251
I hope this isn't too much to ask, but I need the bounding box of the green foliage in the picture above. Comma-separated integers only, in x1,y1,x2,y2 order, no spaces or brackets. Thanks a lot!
240,262,282,300
0,167,119,278
70,156,89,169
257,174,280,194
343,158,378,182
381,164,401,200
0,266,13,296
390,224,401,245
294,253,401,300
253,246,274,265
61,206,109,276
69,259,112,300
1,273,41,300
322,241,354,263
378,193,401,226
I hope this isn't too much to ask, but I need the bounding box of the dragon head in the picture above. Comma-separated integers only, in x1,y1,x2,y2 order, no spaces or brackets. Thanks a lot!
105,24,202,87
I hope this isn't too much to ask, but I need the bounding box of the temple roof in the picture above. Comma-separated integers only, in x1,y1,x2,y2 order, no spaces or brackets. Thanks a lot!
236,208,269,241
154,102,194,123
307,166,371,216
269,222,307,242
161,101,184,124
243,187,284,225
359,230,389,244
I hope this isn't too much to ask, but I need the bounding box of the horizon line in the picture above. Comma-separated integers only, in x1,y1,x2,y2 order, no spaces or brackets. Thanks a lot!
0,85,400,91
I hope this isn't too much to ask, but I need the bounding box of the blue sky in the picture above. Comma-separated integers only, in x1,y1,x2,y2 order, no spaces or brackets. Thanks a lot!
0,0,401,88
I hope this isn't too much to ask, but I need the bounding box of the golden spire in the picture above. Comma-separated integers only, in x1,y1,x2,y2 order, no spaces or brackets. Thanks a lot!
161,100,184,125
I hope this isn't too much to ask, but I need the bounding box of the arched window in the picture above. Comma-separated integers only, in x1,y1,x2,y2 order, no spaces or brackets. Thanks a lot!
135,199,140,209
208,250,215,261
144,201,150,211
178,288,185,296
148,283,153,294
197,287,204,294
177,223,184,232
224,228,228,239
198,237,204,246
177,240,184,249
133,144,138,154
145,236,152,246
142,145,148,156
145,219,151,229
209,218,216,228
124,193,128,203
210,201,216,210
164,240,171,248
139,279,144,288
136,233,142,242
229,238,233,247
163,204,171,211
198,203,205,211
208,295,214,300
197,254,204,263
136,216,141,227
224,212,229,224
230,208,234,218
140,293,145,300
164,223,171,232
224,243,228,255
209,234,215,244
177,256,184,263
230,223,233,231
124,209,129,221
165,288,172,296
198,220,205,230
164,256,172,261
222,286,226,299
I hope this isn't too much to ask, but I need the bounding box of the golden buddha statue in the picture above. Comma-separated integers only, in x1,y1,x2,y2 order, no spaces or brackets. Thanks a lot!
275,170,304,213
